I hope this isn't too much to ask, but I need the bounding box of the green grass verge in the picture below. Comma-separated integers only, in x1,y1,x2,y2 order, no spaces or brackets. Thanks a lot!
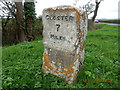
2,24,119,88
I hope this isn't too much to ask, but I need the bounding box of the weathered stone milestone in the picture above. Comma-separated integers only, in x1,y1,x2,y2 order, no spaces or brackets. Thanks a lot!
42,6,88,84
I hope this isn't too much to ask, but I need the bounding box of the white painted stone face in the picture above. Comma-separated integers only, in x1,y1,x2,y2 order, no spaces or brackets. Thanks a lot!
42,9,78,52
42,6,88,84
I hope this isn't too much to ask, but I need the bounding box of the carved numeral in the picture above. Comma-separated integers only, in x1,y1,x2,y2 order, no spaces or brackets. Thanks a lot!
56,24,60,31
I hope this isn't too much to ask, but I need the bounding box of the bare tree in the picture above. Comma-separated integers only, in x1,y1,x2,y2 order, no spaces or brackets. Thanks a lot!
0,0,16,27
92,0,103,21
73,0,103,21
15,1,27,42
1,0,27,43
0,0,16,18
73,0,103,30
84,1,95,15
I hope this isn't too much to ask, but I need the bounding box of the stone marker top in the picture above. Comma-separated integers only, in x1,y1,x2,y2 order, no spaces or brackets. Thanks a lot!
43,5,85,14
42,5,85,22
42,5,87,53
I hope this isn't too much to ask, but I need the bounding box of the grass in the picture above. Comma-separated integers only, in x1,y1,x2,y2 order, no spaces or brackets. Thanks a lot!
2,24,119,88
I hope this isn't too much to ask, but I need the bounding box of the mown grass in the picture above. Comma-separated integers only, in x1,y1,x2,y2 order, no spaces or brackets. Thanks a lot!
2,24,119,88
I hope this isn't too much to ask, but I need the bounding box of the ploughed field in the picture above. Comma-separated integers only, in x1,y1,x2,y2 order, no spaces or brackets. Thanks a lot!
2,24,119,88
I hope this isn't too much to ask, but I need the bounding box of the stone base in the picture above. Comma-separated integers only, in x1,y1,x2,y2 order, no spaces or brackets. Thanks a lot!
42,48,83,84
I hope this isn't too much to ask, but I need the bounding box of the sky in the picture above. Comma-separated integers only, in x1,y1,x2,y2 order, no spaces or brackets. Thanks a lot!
35,0,119,19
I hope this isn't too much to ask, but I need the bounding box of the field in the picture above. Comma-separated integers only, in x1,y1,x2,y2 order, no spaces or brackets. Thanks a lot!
98,19,120,24
2,24,119,88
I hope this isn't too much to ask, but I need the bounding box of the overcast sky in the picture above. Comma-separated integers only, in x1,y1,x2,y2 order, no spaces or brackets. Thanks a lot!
35,0,119,19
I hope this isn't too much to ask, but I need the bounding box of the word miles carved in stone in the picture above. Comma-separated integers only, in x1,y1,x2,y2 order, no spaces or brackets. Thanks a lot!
42,6,88,84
